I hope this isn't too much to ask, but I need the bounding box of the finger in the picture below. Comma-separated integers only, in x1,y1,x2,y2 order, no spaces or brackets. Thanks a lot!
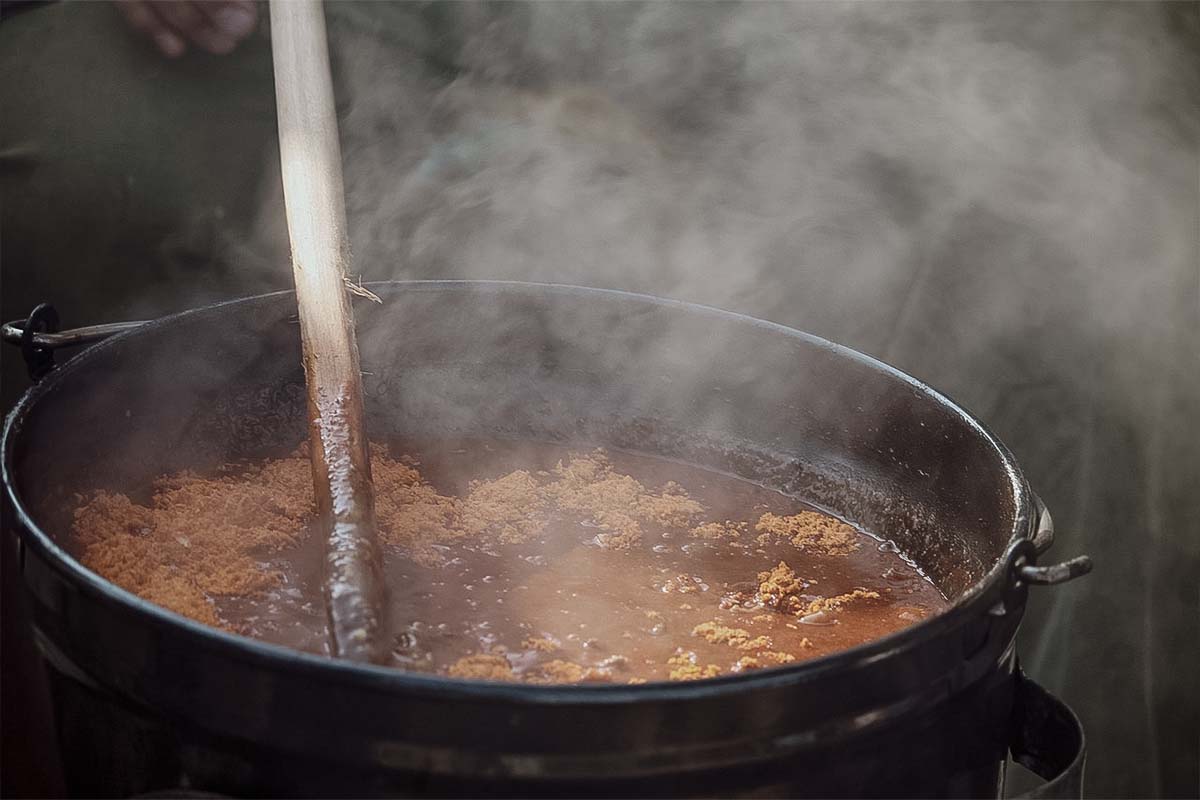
198,1,259,43
115,0,186,57
155,1,238,55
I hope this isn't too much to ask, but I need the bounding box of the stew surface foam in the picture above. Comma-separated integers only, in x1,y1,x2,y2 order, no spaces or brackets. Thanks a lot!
70,438,947,683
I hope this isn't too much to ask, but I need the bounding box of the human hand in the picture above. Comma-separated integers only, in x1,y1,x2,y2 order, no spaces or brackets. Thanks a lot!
115,1,259,58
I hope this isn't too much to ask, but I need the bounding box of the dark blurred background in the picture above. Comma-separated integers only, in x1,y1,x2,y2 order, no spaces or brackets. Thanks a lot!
2,2,1197,797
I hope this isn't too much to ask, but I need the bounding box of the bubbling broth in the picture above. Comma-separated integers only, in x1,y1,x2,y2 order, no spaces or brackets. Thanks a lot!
70,439,947,683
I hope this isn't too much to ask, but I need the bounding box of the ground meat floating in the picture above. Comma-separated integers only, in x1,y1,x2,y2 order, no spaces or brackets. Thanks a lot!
70,439,947,683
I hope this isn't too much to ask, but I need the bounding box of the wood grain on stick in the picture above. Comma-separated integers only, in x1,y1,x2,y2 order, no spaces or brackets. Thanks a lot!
269,0,385,663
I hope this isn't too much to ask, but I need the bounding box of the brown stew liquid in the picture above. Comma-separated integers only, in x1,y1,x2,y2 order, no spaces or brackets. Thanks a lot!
70,438,947,683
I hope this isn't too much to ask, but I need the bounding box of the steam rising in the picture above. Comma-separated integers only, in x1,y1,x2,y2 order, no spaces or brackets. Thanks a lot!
238,2,1200,794
1,2,1194,796
244,4,1196,358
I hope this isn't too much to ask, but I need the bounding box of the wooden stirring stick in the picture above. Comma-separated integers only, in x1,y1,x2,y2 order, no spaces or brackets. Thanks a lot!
269,0,385,663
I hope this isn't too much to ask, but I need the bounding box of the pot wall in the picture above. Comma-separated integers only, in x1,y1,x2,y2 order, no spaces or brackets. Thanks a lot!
4,283,1037,797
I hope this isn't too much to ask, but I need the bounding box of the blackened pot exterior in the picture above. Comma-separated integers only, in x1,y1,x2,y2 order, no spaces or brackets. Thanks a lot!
4,282,1064,797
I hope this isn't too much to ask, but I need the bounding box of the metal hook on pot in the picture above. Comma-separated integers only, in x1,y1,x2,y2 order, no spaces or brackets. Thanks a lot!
16,303,59,382
1018,556,1093,586
2,304,146,382
1015,495,1093,587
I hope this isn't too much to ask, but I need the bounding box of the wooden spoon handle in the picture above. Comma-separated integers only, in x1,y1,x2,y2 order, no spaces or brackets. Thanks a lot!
269,0,385,663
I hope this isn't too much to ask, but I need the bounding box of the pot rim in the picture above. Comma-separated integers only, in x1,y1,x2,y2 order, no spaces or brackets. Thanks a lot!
2,279,1033,703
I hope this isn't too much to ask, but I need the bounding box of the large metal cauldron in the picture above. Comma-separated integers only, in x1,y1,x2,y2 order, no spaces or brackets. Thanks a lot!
2,281,1088,798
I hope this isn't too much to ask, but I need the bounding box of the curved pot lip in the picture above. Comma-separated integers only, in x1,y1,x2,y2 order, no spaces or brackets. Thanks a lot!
2,279,1033,704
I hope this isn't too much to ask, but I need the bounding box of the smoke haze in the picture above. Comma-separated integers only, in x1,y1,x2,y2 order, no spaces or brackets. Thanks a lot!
267,5,1193,794
1,2,1194,795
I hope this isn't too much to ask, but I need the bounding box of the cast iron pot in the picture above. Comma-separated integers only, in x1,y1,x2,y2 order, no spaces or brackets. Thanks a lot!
2,281,1089,798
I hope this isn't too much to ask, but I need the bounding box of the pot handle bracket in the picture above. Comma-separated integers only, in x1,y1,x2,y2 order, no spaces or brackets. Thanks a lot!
1009,667,1087,798
1004,494,1091,797
2,304,145,382
1014,494,1092,587
11,303,59,382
